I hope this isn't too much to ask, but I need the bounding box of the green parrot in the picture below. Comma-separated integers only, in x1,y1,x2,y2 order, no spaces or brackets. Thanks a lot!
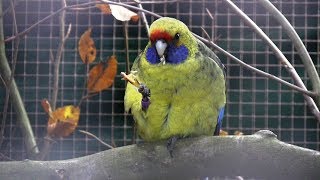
124,17,226,155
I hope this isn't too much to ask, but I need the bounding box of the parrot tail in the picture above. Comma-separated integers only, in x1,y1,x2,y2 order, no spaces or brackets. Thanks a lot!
214,107,225,136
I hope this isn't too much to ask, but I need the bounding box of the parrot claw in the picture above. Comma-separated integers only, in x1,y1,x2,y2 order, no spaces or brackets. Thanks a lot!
138,84,151,111
167,136,179,158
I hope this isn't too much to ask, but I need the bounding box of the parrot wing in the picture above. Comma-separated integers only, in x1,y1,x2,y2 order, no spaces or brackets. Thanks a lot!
197,39,226,136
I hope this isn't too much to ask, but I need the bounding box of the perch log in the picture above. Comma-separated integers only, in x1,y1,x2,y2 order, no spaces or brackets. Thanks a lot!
0,130,319,179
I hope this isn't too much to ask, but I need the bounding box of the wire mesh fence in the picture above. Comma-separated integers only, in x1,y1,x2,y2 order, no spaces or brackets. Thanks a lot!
0,0,319,160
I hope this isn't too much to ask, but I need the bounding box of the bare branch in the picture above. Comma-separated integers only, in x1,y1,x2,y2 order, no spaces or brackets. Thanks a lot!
123,21,130,74
195,33,317,98
63,23,72,41
205,8,214,20
49,49,54,63
78,130,114,149
223,0,320,121
4,2,96,43
0,75,6,86
4,1,161,43
200,27,212,41
257,0,320,106
0,0,39,156
1,0,21,148
51,0,68,110
134,0,150,36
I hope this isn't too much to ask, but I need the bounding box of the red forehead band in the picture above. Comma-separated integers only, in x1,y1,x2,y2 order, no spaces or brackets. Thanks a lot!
150,30,172,43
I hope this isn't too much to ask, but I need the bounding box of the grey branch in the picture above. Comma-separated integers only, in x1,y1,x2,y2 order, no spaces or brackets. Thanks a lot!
135,0,150,36
223,0,320,121
51,0,69,110
78,130,114,149
0,0,39,157
0,130,319,179
257,0,320,106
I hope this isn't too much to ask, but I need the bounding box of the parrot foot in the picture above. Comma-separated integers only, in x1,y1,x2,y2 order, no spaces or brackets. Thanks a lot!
138,83,151,111
167,136,179,158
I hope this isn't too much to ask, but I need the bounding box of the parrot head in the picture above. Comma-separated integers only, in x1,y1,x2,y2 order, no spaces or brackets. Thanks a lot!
145,17,197,65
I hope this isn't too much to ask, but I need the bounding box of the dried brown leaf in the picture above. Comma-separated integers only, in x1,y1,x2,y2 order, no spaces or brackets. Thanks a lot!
87,55,118,93
96,4,111,15
109,4,138,21
78,28,96,64
41,99,52,115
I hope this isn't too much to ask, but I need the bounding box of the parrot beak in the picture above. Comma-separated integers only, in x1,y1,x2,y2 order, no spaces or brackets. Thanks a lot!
155,39,167,64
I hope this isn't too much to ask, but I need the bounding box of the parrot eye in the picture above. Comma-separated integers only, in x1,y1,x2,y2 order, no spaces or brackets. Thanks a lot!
174,33,180,40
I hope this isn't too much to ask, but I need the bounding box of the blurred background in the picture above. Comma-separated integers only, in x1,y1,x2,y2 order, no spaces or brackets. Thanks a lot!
0,0,319,160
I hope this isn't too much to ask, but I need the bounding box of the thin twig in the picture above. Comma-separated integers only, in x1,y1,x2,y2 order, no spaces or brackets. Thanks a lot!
4,2,96,43
134,0,150,36
49,49,54,63
4,1,161,43
63,23,72,41
78,130,114,149
78,92,99,107
69,5,97,11
78,63,90,107
205,8,220,43
0,75,6,86
223,0,320,121
123,21,130,74
37,136,56,160
39,0,69,160
1,0,19,17
201,27,212,41
205,8,214,20
196,32,317,98
51,0,68,110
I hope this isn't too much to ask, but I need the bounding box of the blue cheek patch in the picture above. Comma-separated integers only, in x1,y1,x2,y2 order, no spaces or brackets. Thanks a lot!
146,47,160,64
146,45,189,64
166,45,189,64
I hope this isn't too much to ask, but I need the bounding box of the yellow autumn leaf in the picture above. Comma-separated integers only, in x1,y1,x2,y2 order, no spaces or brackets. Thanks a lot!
45,105,80,138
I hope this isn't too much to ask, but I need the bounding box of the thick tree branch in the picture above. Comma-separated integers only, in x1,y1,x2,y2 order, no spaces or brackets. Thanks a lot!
0,130,319,179
0,0,39,157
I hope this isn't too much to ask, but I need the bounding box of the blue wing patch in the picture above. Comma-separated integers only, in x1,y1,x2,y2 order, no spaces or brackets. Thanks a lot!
213,107,225,136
